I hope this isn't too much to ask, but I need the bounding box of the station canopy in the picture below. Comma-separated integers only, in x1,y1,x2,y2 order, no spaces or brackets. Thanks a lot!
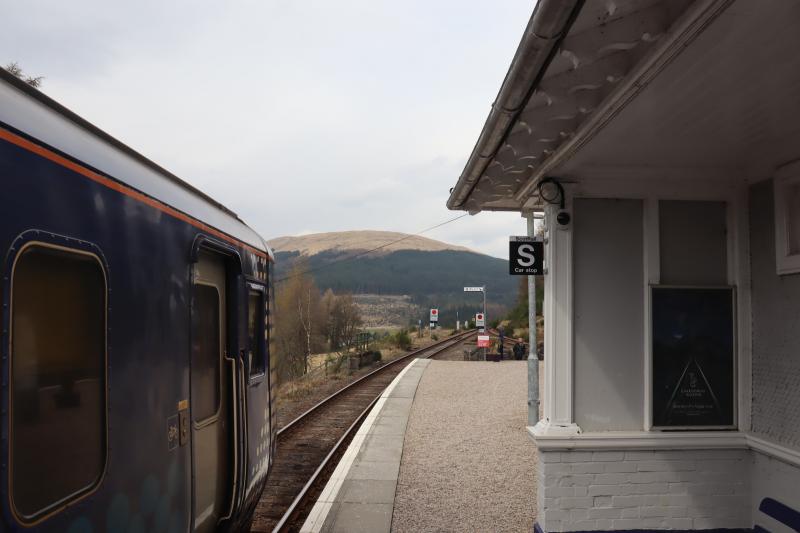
447,0,800,213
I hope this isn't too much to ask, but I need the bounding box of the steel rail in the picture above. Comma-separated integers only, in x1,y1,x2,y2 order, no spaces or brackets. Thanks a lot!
277,329,476,437
270,329,476,533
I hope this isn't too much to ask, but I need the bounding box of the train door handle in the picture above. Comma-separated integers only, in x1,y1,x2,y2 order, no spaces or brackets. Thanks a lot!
220,355,239,522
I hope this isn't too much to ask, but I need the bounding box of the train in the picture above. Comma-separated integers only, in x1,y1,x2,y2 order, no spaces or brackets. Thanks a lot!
0,68,275,531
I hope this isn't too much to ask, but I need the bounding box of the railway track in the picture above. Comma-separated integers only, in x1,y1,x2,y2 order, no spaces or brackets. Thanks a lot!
250,329,477,533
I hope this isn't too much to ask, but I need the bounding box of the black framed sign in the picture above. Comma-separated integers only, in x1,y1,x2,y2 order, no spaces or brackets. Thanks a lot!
651,286,736,429
509,236,544,275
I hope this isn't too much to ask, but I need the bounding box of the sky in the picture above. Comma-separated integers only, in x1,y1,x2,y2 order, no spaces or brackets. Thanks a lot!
2,0,535,259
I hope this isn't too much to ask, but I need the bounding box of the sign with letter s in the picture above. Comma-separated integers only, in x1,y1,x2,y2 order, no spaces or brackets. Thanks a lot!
509,236,544,276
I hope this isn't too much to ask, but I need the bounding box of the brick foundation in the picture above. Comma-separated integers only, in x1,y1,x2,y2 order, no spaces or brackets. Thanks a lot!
536,449,751,532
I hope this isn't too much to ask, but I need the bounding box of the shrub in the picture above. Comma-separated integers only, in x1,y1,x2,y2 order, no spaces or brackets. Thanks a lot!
394,329,412,350
325,353,345,374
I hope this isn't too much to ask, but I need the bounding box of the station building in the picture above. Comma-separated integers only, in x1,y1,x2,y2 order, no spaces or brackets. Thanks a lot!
448,0,800,531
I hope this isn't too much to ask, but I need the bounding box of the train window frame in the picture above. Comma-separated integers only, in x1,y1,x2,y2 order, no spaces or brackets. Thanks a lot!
5,238,109,526
247,282,267,384
191,281,224,426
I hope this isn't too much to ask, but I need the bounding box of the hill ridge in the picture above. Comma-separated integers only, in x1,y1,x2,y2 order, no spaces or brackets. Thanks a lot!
268,230,477,257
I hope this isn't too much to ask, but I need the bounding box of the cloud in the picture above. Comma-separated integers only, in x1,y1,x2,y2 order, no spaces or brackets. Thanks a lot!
2,0,534,259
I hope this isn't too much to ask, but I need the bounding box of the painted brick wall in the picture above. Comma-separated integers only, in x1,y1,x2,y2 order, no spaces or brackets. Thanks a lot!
536,449,751,532
749,179,800,449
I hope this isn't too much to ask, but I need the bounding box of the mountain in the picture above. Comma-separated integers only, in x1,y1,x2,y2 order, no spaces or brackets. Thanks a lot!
268,230,474,256
268,231,517,328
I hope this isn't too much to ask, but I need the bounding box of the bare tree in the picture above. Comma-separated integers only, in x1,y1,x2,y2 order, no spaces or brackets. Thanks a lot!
332,294,362,349
273,270,364,385
297,286,312,375
274,263,325,382
320,288,336,348
323,293,358,350
4,62,44,88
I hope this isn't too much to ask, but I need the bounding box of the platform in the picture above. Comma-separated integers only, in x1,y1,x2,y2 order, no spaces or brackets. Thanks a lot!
300,358,433,533
300,358,537,533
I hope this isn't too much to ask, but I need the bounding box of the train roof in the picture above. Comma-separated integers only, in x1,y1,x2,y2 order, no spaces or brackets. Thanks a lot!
0,68,272,258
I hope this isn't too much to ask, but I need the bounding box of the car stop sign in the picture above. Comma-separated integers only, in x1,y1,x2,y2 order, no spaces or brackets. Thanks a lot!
430,308,439,322
509,236,544,275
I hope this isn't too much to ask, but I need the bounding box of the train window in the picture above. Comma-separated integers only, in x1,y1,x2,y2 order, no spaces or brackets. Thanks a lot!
10,244,106,521
248,288,266,376
192,284,221,421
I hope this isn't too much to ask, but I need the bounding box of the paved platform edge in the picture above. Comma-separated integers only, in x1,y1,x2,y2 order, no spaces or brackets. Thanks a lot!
300,358,432,533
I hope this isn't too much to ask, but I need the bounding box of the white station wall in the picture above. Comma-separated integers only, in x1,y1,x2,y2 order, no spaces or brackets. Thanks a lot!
748,179,800,528
659,200,728,286
573,198,644,431
749,180,800,447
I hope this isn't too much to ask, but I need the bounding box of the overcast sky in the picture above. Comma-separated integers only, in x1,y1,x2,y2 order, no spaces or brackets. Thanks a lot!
3,0,534,258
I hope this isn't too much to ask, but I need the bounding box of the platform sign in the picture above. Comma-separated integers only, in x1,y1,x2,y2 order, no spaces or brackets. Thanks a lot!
475,313,485,328
463,286,483,292
430,308,439,322
477,335,490,348
509,236,544,276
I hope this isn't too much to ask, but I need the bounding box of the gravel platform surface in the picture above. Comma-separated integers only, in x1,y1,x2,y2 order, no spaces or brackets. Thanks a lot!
392,360,538,533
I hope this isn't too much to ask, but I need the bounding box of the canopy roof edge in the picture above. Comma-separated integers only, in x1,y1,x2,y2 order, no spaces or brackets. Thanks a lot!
447,0,584,212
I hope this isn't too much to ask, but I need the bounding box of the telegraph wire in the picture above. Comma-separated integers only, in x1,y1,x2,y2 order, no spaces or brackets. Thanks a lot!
274,213,470,284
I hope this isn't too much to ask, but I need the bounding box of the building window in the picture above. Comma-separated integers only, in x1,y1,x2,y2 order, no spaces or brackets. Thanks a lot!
774,162,800,274
248,287,266,377
10,244,107,522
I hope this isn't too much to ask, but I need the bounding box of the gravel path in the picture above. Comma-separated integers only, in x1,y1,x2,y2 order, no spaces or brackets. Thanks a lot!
392,361,539,533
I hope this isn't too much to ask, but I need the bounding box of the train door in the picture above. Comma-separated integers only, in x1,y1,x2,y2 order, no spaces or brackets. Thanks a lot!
191,250,232,532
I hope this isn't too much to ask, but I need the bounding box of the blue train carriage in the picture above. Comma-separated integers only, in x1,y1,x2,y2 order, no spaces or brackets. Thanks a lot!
0,68,276,532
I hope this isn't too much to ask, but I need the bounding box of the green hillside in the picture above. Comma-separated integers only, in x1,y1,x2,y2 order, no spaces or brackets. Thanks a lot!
273,248,516,327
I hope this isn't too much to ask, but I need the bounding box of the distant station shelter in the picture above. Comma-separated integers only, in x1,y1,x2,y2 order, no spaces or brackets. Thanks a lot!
449,1,800,532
